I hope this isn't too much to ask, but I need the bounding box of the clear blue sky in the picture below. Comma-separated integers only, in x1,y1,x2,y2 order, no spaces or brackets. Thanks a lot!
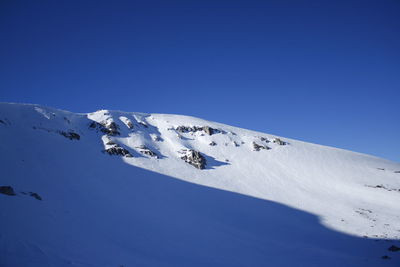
1,1,399,162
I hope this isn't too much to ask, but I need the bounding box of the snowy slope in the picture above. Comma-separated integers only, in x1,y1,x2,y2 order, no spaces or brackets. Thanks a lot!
0,102,399,266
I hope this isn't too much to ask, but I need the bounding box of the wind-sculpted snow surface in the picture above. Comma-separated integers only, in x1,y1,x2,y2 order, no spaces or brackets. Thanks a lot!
0,103,399,266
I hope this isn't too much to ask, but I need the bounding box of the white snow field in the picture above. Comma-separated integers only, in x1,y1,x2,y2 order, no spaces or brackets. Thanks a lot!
0,102,399,266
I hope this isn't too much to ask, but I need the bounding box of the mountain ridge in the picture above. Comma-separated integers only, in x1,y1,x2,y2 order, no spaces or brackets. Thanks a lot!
1,102,399,266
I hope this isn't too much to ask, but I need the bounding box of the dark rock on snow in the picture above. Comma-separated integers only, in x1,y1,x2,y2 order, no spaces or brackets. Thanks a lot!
175,125,219,136
89,121,120,136
366,184,400,192
105,122,120,135
30,192,42,200
209,141,217,146
176,126,199,133
180,150,207,169
137,145,159,158
105,146,132,157
105,141,117,146
203,126,214,135
89,121,98,129
0,187,42,200
126,121,134,129
60,131,80,140
388,245,400,252
0,186,16,196
253,142,270,151
273,138,286,145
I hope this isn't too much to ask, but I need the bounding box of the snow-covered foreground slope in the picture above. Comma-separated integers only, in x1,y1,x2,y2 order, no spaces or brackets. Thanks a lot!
1,103,399,266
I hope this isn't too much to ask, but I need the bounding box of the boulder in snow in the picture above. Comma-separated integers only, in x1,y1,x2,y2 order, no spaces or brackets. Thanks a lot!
175,125,219,136
203,126,214,135
29,192,42,200
273,138,286,145
89,121,120,136
253,142,270,151
60,131,80,140
105,146,132,157
137,145,159,158
0,186,16,196
126,121,134,129
180,149,206,169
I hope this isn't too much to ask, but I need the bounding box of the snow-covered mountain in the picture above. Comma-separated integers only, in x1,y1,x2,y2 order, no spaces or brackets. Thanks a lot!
1,102,399,267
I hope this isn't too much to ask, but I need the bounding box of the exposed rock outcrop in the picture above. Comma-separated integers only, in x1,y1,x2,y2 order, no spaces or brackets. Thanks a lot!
253,142,270,151
203,126,214,135
105,140,117,146
89,121,120,136
0,186,16,196
89,121,99,128
105,122,120,135
126,121,134,129
175,126,220,136
60,131,80,140
273,138,286,145
137,145,159,158
29,192,42,200
0,186,43,200
366,184,400,192
105,145,132,157
209,141,217,146
176,126,199,133
180,149,206,169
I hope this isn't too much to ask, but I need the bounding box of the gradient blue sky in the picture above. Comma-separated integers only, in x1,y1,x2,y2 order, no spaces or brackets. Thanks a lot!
1,0,399,162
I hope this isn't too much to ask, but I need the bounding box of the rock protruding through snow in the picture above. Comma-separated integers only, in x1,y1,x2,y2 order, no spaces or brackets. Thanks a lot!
60,131,80,140
0,186,16,196
175,125,220,135
253,142,271,151
137,145,159,158
180,149,207,169
273,138,286,145
105,146,133,157
29,192,42,200
89,121,120,136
